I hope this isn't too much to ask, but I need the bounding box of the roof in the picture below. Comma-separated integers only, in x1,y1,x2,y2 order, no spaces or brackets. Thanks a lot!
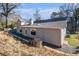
34,17,67,23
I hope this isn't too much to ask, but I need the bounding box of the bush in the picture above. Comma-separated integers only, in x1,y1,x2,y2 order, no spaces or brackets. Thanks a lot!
0,28,4,31
8,24,14,29
28,38,43,48
65,34,70,38
76,46,79,48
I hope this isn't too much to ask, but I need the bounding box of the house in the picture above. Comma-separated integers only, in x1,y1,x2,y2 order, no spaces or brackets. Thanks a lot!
16,17,68,48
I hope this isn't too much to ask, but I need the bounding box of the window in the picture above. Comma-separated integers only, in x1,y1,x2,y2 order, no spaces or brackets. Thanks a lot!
20,29,22,32
31,29,36,35
25,30,27,34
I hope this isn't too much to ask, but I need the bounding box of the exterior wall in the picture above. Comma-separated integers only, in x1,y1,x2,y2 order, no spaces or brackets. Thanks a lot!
60,28,66,46
18,27,66,47
37,28,62,47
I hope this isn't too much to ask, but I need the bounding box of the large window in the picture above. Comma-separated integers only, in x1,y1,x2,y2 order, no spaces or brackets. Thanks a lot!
31,29,36,35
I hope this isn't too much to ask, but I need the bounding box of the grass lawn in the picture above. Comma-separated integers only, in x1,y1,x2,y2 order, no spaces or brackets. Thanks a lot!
66,34,79,47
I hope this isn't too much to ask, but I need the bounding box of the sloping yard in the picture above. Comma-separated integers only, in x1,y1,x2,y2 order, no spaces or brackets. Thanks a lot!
0,31,68,56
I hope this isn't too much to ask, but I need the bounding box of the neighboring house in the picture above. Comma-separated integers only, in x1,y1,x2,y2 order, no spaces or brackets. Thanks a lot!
16,17,68,48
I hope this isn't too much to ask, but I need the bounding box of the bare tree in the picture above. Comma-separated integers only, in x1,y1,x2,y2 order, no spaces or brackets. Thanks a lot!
59,3,79,33
59,4,73,17
0,3,19,28
0,13,4,29
50,12,58,19
50,11,64,19
34,9,41,21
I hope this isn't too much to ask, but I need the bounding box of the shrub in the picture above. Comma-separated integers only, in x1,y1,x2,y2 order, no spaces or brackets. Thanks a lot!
76,46,79,48
8,24,14,29
65,34,70,38
76,36,79,40
28,38,43,48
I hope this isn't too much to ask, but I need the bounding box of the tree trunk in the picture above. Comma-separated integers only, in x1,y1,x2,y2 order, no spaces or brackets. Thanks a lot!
5,16,8,28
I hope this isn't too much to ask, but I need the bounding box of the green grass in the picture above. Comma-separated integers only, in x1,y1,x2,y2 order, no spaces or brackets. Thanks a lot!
66,34,79,47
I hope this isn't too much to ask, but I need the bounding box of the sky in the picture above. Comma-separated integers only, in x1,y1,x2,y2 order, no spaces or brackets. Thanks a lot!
16,3,65,20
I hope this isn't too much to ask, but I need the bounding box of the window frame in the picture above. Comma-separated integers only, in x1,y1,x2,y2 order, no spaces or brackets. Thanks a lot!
31,29,36,35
